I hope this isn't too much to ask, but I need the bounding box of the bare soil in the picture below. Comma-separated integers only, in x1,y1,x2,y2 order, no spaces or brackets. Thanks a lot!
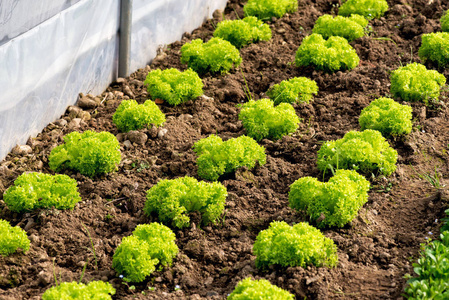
1,0,449,299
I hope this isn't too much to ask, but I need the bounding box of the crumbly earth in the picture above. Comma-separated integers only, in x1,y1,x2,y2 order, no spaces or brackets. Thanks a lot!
1,0,449,299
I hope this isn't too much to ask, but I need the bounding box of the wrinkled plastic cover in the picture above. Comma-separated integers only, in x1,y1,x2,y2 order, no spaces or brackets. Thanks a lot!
0,0,82,46
131,0,229,71
0,0,228,160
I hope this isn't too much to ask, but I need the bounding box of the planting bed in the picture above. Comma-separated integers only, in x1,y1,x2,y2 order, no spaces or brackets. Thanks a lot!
1,0,449,299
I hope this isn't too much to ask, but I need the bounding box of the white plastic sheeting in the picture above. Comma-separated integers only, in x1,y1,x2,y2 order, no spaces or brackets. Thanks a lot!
0,0,82,46
130,0,228,72
0,0,228,160
0,0,120,160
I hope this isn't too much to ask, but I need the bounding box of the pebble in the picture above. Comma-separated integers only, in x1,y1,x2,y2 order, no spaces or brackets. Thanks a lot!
12,145,32,155
123,85,135,98
158,128,168,138
77,94,98,109
54,119,67,127
123,140,132,149
127,131,148,145
67,118,82,130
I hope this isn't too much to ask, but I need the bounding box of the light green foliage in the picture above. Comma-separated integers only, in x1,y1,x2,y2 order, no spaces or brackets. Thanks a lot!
228,277,294,300
253,221,338,269
132,223,178,267
3,172,81,213
193,135,266,181
213,16,272,49
338,0,388,19
442,11,449,32
144,68,203,106
112,223,178,282
312,14,368,42
289,170,370,228
144,177,227,228
295,33,360,72
405,233,449,299
359,97,412,137
243,0,298,20
238,99,300,141
112,100,165,132
267,77,319,105
317,129,398,176
49,130,121,177
112,236,157,283
390,63,446,104
42,281,115,300
0,219,30,256
418,32,449,68
404,209,449,299
180,37,242,74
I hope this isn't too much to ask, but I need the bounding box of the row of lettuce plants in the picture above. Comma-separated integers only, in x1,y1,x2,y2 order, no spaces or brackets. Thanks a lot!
1,0,448,298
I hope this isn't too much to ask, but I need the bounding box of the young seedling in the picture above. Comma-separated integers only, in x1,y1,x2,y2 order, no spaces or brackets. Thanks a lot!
144,68,203,106
213,16,272,49
3,172,81,213
317,129,398,176
359,97,413,137
289,169,370,228
253,221,338,269
181,37,242,74
144,177,227,229
49,130,121,177
295,33,360,72
390,63,446,105
418,32,449,68
0,219,30,256
238,98,300,141
42,281,115,299
312,14,368,42
228,277,294,300
113,99,165,132
243,0,298,20
338,0,388,19
112,223,178,282
193,135,266,181
266,77,318,105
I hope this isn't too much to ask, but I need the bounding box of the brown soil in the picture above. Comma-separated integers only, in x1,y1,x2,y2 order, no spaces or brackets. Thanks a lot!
1,0,449,299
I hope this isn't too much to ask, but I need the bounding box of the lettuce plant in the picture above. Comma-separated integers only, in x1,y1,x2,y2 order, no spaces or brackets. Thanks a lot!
112,223,178,282
243,0,298,20
42,281,115,300
267,77,319,105
213,16,271,49
181,37,242,74
144,177,227,229
295,33,359,72
359,97,412,137
3,172,81,213
112,100,165,132
338,0,388,19
253,221,338,269
442,10,449,32
312,14,368,42
317,129,398,176
238,99,300,141
289,169,370,228
0,219,30,256
193,135,266,181
228,277,294,300
418,32,449,68
49,130,121,177
390,63,446,104
144,68,203,106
